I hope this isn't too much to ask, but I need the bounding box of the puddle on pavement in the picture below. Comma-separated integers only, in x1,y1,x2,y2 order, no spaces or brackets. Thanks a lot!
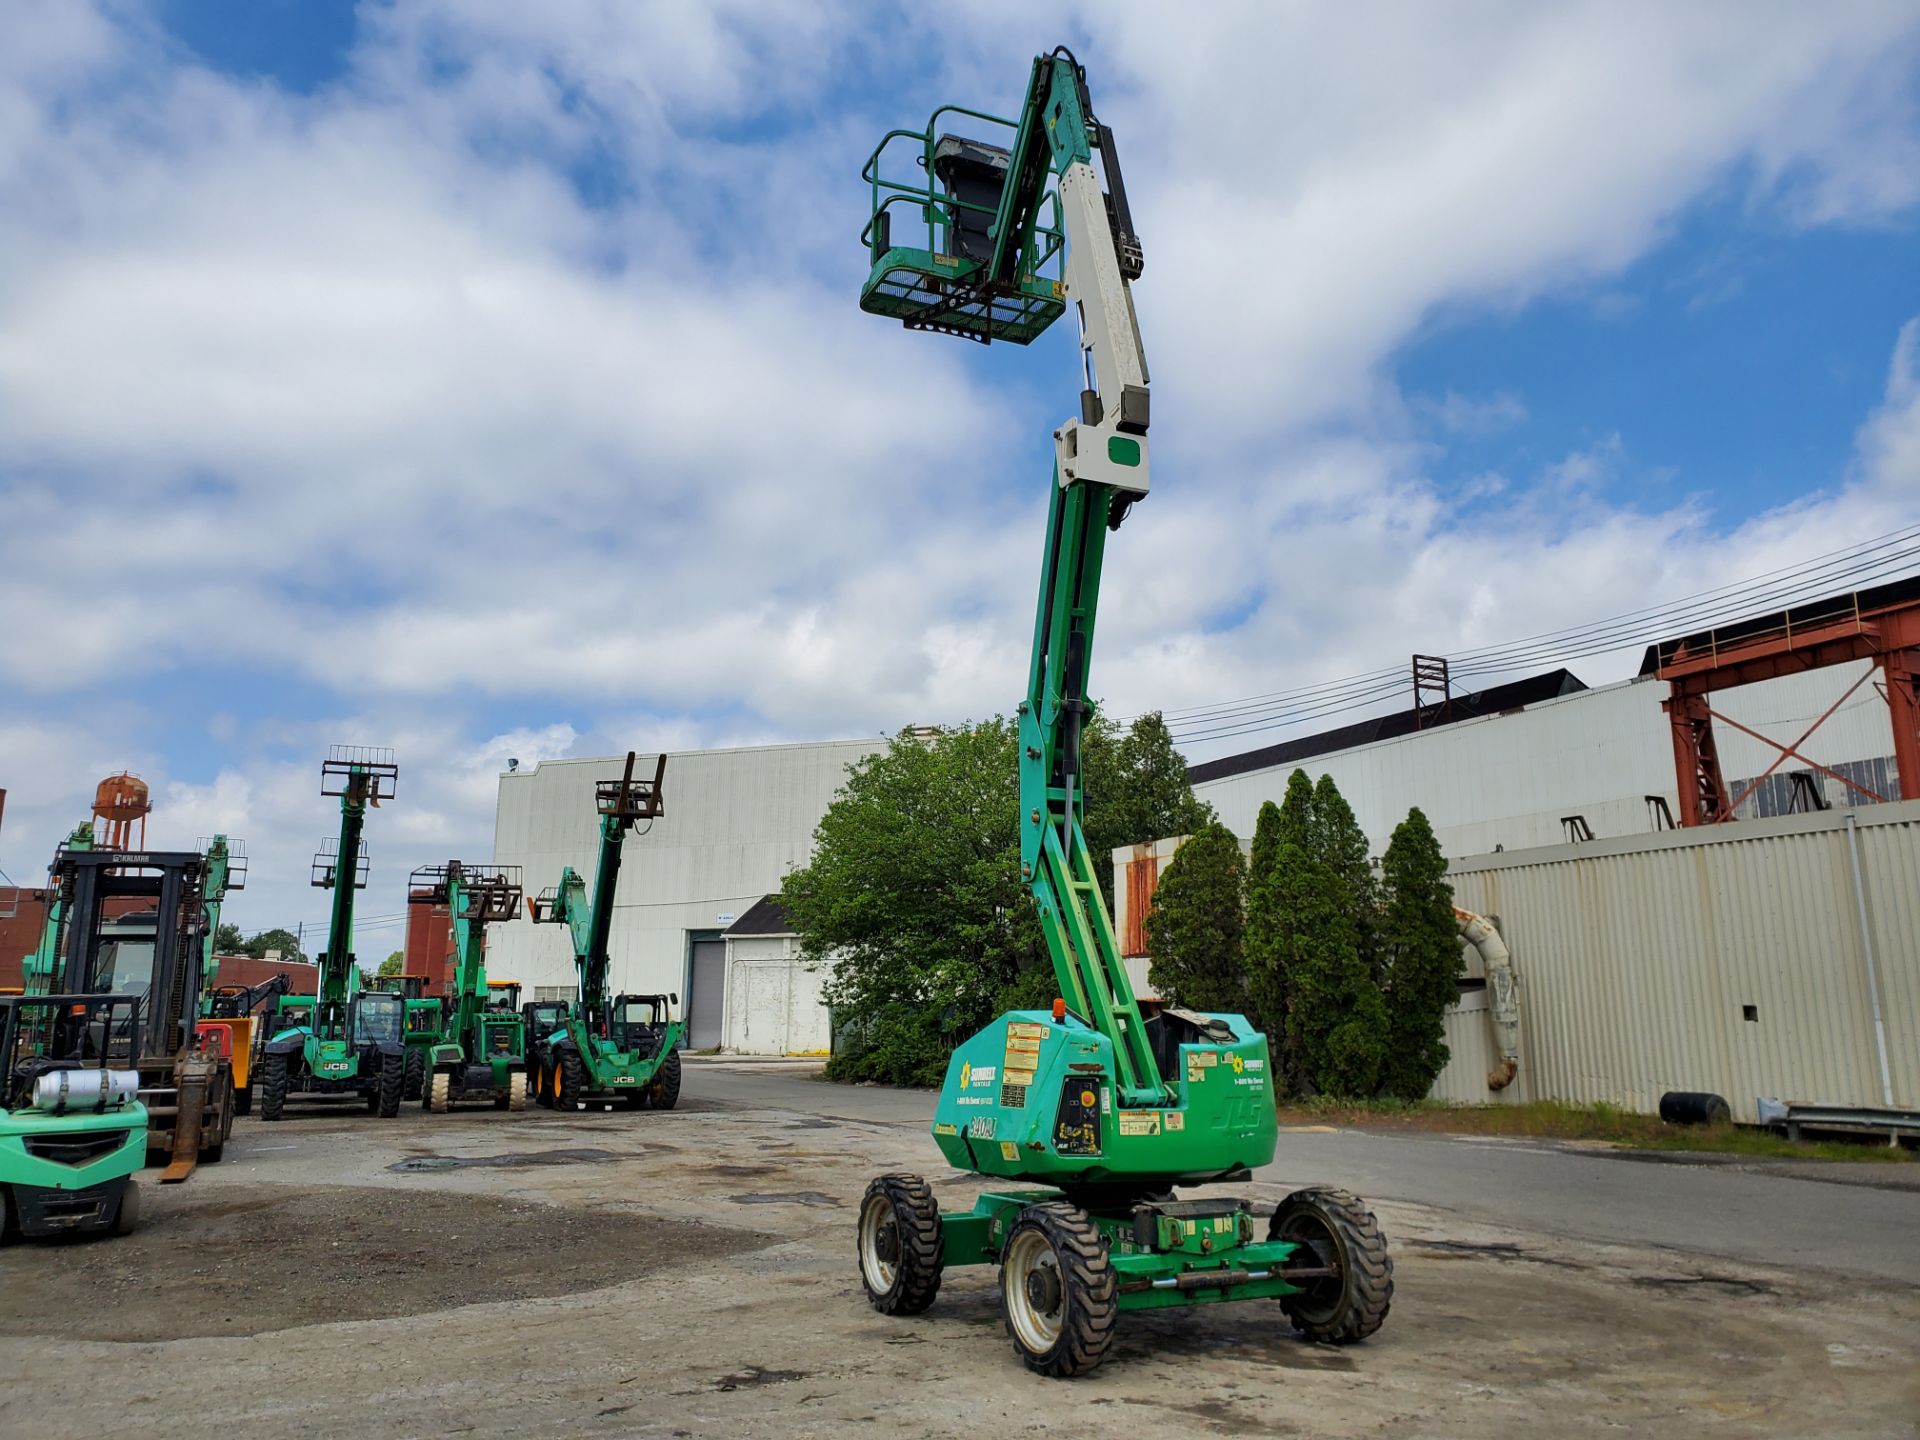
728,1191,839,1208
714,1366,806,1391
388,1147,623,1173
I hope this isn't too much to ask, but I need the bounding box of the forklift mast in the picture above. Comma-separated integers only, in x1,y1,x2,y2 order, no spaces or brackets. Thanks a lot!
309,748,398,1042
864,51,1159,1104
531,752,665,1035
51,846,208,1058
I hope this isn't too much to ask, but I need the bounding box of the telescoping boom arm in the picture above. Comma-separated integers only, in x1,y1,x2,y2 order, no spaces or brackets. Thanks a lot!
310,748,398,1038
1004,53,1163,1108
537,752,666,1033
196,835,244,1011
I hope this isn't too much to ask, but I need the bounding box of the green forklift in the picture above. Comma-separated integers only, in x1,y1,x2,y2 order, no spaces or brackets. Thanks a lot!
48,841,238,1180
0,992,147,1241
852,50,1392,1376
258,748,407,1120
409,863,529,1112
527,752,684,1112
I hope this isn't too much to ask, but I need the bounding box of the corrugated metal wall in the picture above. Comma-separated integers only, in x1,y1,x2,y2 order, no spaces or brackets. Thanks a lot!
1436,800,1920,1121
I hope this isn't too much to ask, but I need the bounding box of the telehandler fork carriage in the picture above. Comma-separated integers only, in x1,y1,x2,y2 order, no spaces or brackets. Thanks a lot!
853,49,1392,1376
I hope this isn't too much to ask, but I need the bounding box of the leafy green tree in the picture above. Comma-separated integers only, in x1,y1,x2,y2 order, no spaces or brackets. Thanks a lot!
1377,808,1462,1100
783,719,1045,1087
1142,821,1246,1012
243,927,308,964
788,708,1213,1087
213,922,246,954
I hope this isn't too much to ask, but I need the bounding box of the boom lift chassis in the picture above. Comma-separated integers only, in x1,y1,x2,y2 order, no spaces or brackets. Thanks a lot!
854,51,1392,1376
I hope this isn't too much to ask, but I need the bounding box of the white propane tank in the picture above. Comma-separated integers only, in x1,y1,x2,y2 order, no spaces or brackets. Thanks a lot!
30,1067,141,1113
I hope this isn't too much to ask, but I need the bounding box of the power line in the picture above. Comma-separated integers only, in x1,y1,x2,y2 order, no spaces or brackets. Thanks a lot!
1152,525,1920,747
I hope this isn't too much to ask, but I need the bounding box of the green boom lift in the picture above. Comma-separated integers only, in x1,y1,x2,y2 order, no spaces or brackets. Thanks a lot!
527,752,684,1112
853,50,1393,1376
409,862,529,1112
258,748,407,1121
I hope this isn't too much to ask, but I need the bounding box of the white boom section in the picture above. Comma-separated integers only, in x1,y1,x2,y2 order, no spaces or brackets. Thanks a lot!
1053,159,1150,496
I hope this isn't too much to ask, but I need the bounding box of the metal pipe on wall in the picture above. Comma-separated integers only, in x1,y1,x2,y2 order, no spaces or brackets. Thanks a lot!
1456,907,1520,1090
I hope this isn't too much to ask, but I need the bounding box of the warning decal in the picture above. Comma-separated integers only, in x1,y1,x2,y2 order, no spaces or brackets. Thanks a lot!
1117,1111,1162,1137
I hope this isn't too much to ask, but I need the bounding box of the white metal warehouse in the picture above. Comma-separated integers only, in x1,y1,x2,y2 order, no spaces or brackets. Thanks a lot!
487,738,881,1050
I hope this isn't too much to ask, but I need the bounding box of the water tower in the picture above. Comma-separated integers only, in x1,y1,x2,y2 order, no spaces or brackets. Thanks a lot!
93,772,151,850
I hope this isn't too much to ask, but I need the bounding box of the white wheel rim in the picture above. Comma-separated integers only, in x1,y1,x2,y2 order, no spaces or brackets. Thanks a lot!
858,1193,897,1294
1003,1228,1065,1354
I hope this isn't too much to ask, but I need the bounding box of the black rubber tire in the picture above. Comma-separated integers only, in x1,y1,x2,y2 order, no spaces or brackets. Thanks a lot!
112,1181,141,1237
1271,1187,1393,1344
1659,1091,1731,1126
998,1200,1117,1377
404,1047,426,1102
258,1053,289,1122
647,1049,682,1111
376,1053,404,1118
558,1050,585,1110
528,1054,549,1109
857,1173,943,1316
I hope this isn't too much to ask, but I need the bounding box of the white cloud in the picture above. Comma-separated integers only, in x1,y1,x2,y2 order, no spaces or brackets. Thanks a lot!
0,0,1917,883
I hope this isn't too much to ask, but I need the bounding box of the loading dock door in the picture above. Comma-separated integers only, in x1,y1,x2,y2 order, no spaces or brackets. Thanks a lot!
687,937,726,1049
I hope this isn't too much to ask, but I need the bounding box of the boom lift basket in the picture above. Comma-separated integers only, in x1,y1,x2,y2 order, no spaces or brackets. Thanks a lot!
859,108,1067,345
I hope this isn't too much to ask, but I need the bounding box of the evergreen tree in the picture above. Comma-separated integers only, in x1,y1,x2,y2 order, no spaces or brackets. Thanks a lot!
1313,773,1380,979
1378,807,1462,1100
1142,821,1246,1013
1244,770,1390,1097
1243,796,1292,1077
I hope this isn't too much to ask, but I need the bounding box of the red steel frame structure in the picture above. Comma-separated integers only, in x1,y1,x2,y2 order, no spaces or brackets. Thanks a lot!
1647,577,1920,826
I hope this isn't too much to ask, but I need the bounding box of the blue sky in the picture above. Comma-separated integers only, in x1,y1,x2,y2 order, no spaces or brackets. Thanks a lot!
2,1,1917,940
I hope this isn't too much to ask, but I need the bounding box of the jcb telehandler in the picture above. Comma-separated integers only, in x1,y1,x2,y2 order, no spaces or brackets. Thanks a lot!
528,753,683,1112
852,50,1392,1376
409,863,528,1112
259,748,406,1120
